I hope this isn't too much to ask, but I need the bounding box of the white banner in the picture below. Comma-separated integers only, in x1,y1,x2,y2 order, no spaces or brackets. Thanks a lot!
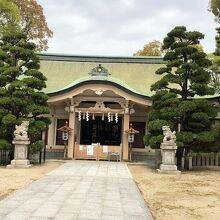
103,145,108,153
87,145,94,155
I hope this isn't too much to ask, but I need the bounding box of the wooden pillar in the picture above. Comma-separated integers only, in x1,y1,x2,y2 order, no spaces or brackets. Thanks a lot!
75,116,79,145
122,112,130,160
67,106,75,159
48,115,55,148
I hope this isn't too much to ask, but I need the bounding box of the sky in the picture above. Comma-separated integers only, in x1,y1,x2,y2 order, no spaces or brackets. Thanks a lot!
38,0,217,56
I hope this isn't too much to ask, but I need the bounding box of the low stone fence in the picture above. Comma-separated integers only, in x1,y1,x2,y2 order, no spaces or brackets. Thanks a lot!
28,149,47,164
184,153,220,170
45,149,64,159
28,149,64,163
0,150,10,165
29,152,41,164
131,150,156,166
155,150,220,170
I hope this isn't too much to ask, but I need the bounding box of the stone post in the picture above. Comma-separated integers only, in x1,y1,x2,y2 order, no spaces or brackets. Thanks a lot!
181,157,185,169
157,126,181,174
202,155,206,166
210,153,215,166
205,155,209,166
215,154,219,166
188,156,193,170
197,155,201,166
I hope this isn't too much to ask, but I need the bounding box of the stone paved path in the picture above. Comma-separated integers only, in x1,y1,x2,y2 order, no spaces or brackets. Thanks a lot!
0,161,153,220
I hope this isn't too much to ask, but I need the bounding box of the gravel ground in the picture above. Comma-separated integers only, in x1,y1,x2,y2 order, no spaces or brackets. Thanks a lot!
128,163,220,220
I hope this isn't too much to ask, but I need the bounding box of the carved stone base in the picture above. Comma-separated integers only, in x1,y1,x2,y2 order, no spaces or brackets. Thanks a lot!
7,159,32,168
157,164,181,174
157,141,181,174
7,137,32,168
157,169,181,174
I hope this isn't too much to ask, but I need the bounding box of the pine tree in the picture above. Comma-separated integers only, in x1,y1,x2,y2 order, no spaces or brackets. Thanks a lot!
144,90,179,148
209,28,220,91
208,1,220,90
214,27,220,55
145,26,217,152
0,30,50,152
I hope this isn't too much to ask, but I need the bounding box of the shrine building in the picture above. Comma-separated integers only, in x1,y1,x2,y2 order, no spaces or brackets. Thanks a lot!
39,53,166,161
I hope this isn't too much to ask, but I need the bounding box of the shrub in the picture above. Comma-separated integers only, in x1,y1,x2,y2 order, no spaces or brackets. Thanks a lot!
28,140,43,155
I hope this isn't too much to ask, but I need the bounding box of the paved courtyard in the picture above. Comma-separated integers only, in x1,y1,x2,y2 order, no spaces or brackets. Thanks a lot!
0,161,153,220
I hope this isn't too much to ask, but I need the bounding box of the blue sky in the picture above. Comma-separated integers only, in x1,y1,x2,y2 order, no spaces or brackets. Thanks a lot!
38,0,217,55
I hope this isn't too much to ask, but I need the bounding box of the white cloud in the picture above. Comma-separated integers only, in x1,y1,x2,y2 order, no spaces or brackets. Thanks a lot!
38,0,217,55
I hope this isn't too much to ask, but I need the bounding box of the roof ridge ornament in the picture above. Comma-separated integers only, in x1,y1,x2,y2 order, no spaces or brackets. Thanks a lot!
89,64,111,76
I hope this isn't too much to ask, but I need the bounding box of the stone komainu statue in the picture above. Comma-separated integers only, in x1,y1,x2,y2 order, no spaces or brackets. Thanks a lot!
162,126,176,143
14,121,29,138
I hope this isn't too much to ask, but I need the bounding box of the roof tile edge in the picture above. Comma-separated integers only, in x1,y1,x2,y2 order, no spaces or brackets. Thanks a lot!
37,52,166,64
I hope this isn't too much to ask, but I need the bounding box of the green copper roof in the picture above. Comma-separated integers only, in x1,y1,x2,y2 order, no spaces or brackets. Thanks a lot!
38,53,166,97
48,75,148,98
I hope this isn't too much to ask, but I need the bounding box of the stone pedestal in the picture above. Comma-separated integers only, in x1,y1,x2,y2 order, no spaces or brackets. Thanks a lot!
7,137,32,168
157,142,181,174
